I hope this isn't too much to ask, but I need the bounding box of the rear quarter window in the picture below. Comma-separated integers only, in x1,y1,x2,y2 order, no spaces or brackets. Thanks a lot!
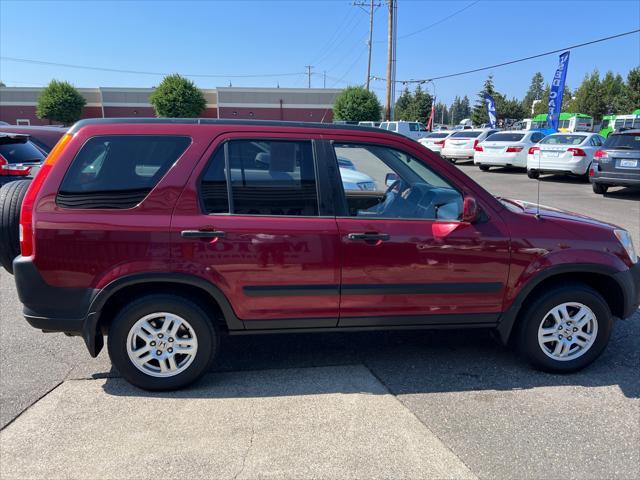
57,135,190,209
604,133,640,150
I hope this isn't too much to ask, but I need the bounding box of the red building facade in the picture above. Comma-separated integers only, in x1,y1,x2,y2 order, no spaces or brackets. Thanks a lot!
0,86,339,125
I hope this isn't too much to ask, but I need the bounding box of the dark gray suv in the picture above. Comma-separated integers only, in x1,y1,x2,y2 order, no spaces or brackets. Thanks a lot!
590,130,640,194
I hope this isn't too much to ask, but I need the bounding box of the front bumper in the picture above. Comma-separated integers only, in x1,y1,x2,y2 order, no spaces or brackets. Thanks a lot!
614,261,640,319
13,256,102,356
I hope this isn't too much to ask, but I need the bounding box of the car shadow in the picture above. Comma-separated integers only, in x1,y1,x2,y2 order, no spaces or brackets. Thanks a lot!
101,312,640,399
603,187,640,200
478,167,527,175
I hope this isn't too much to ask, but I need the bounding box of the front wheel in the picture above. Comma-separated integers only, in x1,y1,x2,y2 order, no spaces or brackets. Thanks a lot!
108,294,218,390
592,182,608,194
479,164,490,171
518,284,612,373
527,169,539,179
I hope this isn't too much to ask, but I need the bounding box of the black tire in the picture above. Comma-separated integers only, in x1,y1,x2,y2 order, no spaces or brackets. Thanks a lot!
527,169,539,179
592,182,608,194
107,294,218,390
449,158,457,164
479,165,490,171
517,283,612,373
0,179,31,274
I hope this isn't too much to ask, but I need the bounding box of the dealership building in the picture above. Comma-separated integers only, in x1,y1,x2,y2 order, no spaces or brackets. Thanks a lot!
0,86,341,125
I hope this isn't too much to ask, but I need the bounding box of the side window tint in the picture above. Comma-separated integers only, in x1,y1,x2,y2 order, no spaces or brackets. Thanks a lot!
57,135,190,209
334,143,462,221
200,140,319,216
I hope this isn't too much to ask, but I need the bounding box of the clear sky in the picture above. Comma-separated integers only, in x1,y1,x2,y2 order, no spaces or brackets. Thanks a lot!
1,0,639,105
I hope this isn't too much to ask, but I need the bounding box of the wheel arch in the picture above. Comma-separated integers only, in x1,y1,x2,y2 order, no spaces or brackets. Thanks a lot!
496,264,626,344
84,273,244,357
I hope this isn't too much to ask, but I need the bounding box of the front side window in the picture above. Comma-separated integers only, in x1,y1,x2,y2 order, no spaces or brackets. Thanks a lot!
334,143,462,221
57,135,190,209
200,139,319,216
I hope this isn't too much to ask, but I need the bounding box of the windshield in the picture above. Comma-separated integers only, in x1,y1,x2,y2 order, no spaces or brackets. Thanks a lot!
486,133,525,142
604,133,640,150
0,138,45,163
540,135,586,146
451,131,482,138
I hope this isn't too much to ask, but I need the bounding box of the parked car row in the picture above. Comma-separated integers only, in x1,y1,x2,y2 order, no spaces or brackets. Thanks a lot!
418,128,640,195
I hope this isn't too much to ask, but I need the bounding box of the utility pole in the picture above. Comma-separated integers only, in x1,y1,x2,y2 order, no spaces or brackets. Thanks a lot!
323,70,326,88
384,0,395,120
353,0,381,90
305,65,313,88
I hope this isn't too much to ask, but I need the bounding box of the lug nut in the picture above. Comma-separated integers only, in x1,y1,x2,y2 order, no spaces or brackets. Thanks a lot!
573,328,578,332
156,350,162,355
158,334,164,339
150,341,156,346
558,326,563,330
568,336,573,341
558,335,563,339
168,337,174,343
168,348,173,353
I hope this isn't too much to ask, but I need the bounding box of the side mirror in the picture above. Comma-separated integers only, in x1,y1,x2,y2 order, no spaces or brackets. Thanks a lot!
385,172,399,187
462,196,480,223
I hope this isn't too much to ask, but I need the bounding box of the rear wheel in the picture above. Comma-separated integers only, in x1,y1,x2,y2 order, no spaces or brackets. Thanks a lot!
449,158,457,164
592,182,608,194
479,165,490,171
518,284,612,373
0,179,31,274
527,169,539,179
108,294,218,390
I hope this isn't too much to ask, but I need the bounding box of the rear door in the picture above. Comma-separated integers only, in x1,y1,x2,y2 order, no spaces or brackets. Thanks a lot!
171,132,341,328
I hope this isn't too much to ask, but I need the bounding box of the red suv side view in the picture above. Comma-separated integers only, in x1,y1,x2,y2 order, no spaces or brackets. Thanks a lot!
10,119,640,390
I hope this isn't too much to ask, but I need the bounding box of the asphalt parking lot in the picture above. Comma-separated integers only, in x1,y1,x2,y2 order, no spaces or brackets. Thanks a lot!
1,162,638,479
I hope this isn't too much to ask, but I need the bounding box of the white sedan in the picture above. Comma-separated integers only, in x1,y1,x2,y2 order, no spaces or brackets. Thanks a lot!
474,130,546,170
527,133,606,179
418,131,454,154
441,129,499,163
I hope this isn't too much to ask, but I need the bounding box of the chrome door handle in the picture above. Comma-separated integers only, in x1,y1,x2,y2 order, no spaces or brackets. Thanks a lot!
347,232,390,242
180,230,226,239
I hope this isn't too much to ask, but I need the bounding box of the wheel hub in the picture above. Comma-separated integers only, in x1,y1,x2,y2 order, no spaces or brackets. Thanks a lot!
537,302,598,362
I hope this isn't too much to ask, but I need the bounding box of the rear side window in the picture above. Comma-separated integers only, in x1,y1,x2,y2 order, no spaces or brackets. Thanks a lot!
604,133,640,150
0,138,44,164
451,131,482,138
200,139,319,216
485,133,525,142
57,135,190,209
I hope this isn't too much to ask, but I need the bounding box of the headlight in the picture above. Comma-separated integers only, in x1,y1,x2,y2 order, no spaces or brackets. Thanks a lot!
614,229,638,263
357,181,376,191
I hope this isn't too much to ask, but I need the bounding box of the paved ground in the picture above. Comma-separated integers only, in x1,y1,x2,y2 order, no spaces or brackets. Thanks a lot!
1,163,638,479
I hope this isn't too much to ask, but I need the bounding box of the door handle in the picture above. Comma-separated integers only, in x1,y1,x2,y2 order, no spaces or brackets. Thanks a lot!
347,232,390,242
180,230,226,239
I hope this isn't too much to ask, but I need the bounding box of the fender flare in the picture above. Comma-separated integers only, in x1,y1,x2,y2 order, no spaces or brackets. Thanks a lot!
495,263,621,344
83,273,244,357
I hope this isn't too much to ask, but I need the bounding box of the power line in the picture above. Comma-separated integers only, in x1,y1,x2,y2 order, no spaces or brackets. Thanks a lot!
0,56,306,79
373,28,640,85
397,0,480,40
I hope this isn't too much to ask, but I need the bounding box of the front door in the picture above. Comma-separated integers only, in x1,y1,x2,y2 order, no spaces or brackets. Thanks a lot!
329,140,511,327
171,133,341,328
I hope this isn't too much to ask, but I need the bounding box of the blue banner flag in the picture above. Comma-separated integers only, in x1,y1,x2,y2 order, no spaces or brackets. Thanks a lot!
548,51,570,131
484,93,497,128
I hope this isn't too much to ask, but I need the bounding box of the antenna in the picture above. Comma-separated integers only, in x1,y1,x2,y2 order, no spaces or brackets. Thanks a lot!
536,135,541,219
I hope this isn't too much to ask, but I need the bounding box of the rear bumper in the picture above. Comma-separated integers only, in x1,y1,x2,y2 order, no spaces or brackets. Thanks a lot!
527,156,590,175
13,256,101,356
441,148,474,159
591,168,640,187
474,152,526,167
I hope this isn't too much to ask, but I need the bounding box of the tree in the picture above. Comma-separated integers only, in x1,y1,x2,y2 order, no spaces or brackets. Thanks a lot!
621,67,640,112
600,71,626,115
470,75,499,126
569,70,606,120
333,86,381,122
149,74,206,118
460,95,471,120
522,72,544,114
498,97,526,122
410,85,433,123
434,102,449,125
36,80,86,125
533,84,572,115
394,87,412,121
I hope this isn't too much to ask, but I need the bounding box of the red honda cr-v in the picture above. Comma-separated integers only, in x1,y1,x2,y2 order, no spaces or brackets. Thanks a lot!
8,119,639,390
